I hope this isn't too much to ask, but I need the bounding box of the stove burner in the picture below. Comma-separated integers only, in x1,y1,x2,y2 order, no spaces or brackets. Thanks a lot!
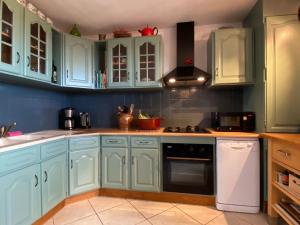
163,126,208,133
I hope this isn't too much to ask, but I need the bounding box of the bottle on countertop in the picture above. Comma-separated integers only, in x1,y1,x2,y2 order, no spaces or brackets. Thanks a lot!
52,62,57,84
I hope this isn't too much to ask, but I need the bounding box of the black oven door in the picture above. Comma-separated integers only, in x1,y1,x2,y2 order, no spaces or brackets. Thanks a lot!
163,144,214,195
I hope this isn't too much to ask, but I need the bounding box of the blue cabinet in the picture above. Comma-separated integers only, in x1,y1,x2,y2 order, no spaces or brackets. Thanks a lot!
64,34,93,88
41,154,66,214
0,164,41,225
134,36,162,87
107,38,134,88
69,148,99,195
0,0,23,75
24,10,52,82
102,147,129,189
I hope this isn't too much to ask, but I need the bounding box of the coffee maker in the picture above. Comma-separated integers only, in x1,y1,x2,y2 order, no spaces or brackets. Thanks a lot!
59,107,76,130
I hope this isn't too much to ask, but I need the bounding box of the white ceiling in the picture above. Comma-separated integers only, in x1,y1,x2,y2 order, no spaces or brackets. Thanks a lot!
29,0,257,35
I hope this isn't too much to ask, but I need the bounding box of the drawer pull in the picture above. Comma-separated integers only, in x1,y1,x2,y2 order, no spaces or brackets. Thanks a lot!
137,141,151,145
107,140,120,144
277,149,290,158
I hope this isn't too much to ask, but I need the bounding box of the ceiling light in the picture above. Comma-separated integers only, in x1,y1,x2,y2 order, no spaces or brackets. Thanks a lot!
197,76,205,82
169,78,176,83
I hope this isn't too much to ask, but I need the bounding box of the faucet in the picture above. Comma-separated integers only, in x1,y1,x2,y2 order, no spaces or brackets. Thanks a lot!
0,122,16,138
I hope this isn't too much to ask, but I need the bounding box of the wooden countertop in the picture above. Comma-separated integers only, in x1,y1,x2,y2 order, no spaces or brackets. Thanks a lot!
71,128,260,138
261,133,300,145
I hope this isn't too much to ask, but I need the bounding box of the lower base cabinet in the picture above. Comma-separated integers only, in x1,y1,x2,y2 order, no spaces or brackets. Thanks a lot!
131,148,159,192
69,148,99,195
0,164,41,225
41,154,67,214
102,147,128,189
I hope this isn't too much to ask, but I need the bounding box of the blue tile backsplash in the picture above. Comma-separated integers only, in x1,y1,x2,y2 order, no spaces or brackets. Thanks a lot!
0,82,243,132
0,82,70,133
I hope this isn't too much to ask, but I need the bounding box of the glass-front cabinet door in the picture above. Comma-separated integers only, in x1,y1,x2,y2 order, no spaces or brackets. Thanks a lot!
107,38,133,88
25,11,52,82
0,0,23,75
134,36,161,87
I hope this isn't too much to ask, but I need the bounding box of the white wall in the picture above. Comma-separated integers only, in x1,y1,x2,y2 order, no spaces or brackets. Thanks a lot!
85,22,241,74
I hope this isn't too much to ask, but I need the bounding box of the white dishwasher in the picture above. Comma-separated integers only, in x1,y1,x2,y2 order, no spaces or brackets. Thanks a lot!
216,137,260,213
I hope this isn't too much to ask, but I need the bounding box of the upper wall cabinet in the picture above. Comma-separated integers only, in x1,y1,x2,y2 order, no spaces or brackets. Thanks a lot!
24,10,52,82
107,38,134,88
209,28,253,85
64,34,93,88
0,0,23,75
266,15,300,132
106,36,163,89
134,36,162,87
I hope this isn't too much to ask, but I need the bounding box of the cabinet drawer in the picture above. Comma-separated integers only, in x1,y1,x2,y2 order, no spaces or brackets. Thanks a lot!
131,137,159,148
272,140,300,171
69,136,100,151
41,139,67,160
102,136,128,147
0,145,40,176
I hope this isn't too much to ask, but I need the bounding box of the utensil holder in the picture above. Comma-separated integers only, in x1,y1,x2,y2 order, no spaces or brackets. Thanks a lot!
118,113,133,130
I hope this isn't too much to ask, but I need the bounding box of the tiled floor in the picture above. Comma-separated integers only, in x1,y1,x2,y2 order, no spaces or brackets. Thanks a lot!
43,197,280,225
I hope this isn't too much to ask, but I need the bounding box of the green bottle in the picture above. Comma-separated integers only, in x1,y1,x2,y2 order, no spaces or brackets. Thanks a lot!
70,24,81,37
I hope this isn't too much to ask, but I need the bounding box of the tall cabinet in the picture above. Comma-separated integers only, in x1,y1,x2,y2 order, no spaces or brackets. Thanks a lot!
0,0,23,75
24,10,52,82
266,15,300,132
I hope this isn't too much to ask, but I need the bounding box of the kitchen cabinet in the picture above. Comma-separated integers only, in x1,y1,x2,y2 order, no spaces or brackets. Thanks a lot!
131,148,159,192
134,36,162,87
64,34,93,88
107,37,134,88
69,148,99,195
266,15,300,132
208,28,253,85
24,10,52,82
0,164,41,225
102,147,129,189
41,154,66,214
0,0,23,75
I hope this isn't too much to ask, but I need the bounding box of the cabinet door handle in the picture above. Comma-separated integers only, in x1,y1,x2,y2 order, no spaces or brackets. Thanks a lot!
135,71,138,81
128,72,130,81
277,149,290,158
215,67,219,77
70,159,73,169
66,69,69,78
122,156,125,165
16,52,20,64
44,171,48,182
27,56,30,67
34,174,38,187
131,156,134,165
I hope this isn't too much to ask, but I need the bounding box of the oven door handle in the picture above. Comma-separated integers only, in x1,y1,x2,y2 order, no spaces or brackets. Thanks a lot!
166,157,212,161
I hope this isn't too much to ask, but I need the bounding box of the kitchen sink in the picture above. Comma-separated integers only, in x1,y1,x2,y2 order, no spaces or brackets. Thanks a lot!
7,134,47,141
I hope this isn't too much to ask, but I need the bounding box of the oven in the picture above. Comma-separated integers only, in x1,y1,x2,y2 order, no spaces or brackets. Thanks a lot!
163,143,214,195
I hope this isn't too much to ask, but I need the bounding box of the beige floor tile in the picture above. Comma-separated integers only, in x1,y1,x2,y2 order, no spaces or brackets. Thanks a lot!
149,207,199,225
176,204,223,224
98,203,145,225
53,200,95,225
136,220,152,225
68,215,102,225
207,213,252,225
89,196,128,212
130,199,174,218
43,218,54,225
227,212,269,225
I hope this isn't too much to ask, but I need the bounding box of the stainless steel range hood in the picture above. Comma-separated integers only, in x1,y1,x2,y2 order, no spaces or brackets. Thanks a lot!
163,22,211,87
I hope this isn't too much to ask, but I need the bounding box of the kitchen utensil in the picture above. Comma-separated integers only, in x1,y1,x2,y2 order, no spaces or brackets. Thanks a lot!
118,113,133,130
135,118,160,130
138,25,158,36
129,104,134,115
